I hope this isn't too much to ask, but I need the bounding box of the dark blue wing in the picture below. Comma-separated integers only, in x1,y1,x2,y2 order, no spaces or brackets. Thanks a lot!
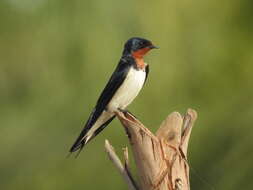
70,58,132,152
144,64,149,84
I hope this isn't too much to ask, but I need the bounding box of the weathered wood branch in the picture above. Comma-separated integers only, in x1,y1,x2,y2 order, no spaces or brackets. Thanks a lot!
105,109,197,190
105,140,139,190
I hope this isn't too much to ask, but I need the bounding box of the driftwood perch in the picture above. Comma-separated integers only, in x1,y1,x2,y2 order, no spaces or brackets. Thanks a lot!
105,109,197,190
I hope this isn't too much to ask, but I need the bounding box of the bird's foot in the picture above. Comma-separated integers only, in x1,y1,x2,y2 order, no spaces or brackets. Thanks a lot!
117,108,138,120
117,108,128,114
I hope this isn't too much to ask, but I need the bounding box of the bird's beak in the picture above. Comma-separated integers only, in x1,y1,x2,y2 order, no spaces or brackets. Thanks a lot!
149,45,159,49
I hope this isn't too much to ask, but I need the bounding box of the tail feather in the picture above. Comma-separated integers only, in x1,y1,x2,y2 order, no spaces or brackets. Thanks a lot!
69,115,115,154
69,136,88,153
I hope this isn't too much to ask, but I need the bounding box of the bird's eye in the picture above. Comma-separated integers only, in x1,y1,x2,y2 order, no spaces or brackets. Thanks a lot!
140,41,145,46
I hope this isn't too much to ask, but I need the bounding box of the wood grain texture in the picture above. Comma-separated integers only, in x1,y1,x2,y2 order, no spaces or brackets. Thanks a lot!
111,109,197,190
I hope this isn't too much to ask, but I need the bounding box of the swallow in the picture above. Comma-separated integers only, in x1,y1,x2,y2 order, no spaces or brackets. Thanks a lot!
70,37,158,154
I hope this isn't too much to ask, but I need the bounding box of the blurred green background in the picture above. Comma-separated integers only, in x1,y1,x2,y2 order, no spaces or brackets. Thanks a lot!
1,0,253,189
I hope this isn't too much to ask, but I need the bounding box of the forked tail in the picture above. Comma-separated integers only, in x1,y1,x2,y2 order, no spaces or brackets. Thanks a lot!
69,115,115,155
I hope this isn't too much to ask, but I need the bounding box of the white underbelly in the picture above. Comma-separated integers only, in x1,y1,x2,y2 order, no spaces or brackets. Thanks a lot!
107,67,146,112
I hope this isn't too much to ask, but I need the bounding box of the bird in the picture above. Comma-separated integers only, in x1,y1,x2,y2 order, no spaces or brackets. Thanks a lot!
69,37,158,154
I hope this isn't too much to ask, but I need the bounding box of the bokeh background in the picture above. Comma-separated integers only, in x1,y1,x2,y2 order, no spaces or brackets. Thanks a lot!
1,0,253,189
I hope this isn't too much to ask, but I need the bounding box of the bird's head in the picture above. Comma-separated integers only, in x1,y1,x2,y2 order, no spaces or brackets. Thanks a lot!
123,37,158,58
